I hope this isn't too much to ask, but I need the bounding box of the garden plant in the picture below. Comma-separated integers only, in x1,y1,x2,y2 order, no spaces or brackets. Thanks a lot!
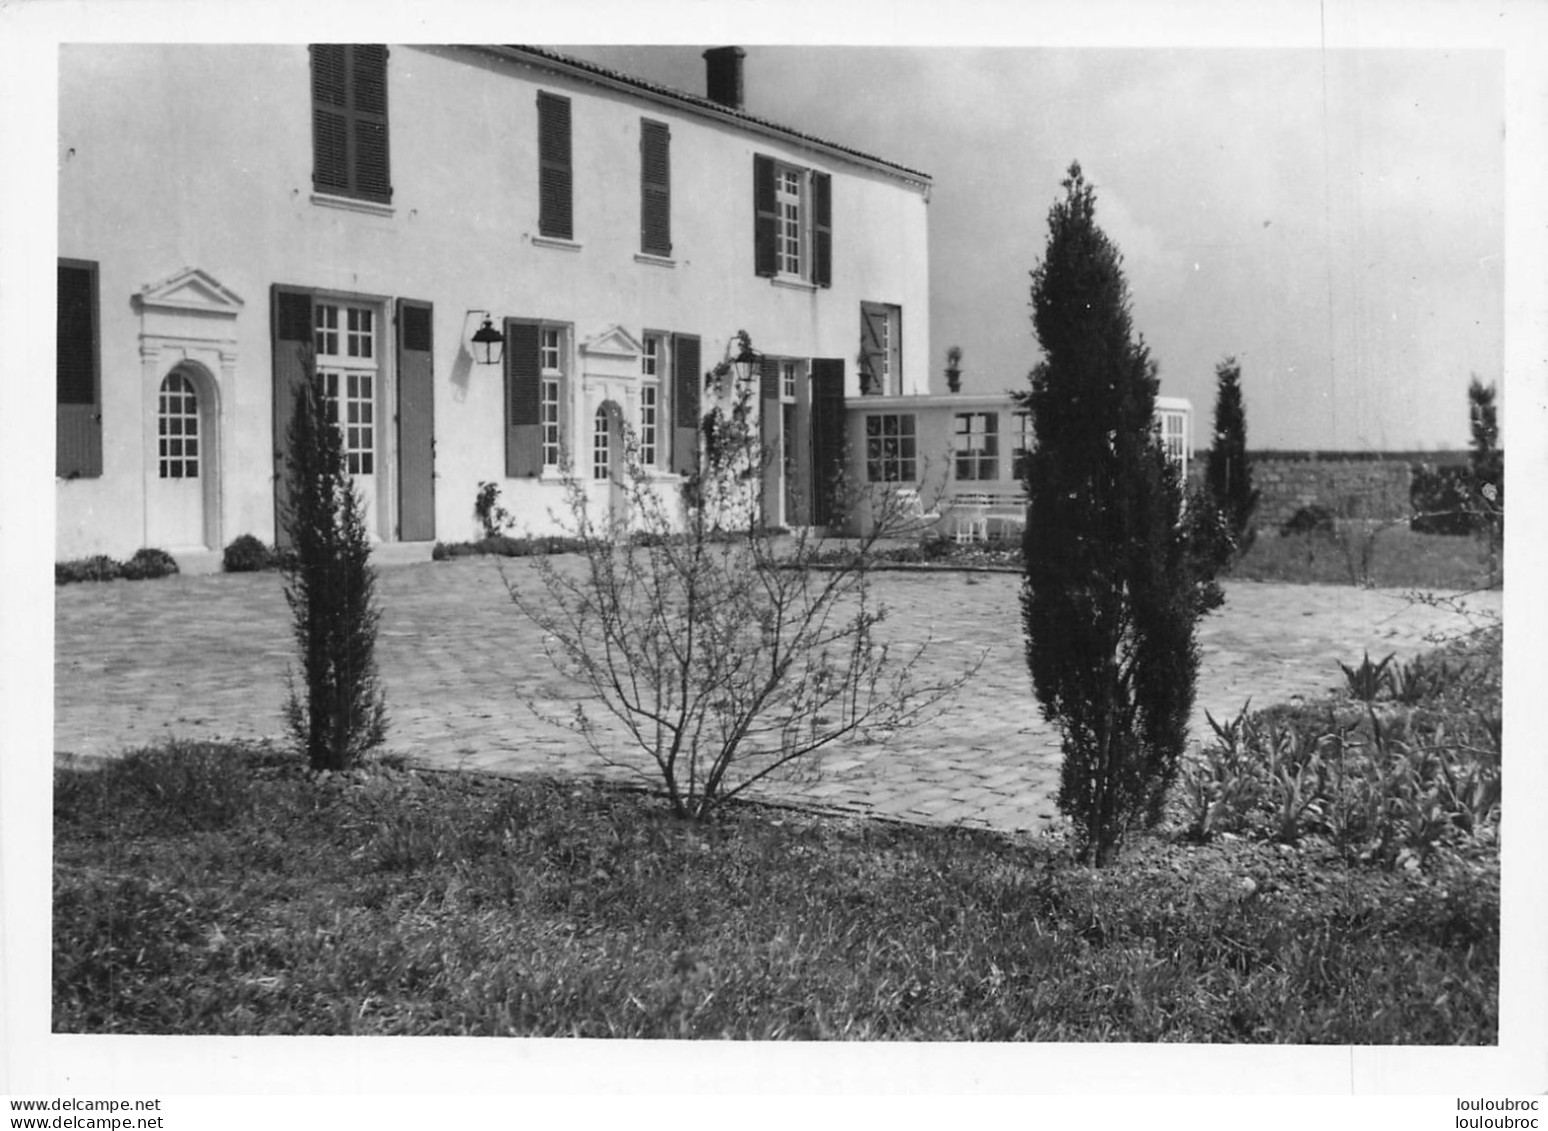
504,333,978,819
280,361,388,772
1018,162,1222,866
1203,355,1259,557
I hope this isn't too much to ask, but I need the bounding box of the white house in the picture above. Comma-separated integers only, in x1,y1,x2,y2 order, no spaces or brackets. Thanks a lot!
56,44,933,559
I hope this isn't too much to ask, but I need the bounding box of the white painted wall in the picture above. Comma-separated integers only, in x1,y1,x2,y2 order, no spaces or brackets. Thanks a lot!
56,44,932,558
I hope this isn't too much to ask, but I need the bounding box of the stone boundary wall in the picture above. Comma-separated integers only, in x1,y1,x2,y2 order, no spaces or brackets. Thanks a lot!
1252,457,1414,531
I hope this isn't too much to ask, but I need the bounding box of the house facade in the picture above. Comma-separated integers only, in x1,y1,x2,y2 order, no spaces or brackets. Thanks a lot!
56,44,933,559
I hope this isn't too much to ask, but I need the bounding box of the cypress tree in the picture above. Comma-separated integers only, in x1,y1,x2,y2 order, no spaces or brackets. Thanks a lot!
1204,356,1259,554
1018,163,1210,866
282,365,388,771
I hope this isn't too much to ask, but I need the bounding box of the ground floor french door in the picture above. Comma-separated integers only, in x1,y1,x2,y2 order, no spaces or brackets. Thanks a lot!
147,368,208,548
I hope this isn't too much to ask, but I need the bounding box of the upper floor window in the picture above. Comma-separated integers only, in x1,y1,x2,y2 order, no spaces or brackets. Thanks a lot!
753,154,831,287
859,302,901,395
954,412,999,481
640,119,671,257
776,168,802,275
309,45,391,204
538,92,573,240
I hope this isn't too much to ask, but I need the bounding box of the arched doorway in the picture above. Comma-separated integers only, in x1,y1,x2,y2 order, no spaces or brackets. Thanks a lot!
147,364,217,549
592,401,627,531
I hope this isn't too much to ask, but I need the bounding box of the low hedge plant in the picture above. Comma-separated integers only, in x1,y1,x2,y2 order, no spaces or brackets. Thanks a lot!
56,548,179,585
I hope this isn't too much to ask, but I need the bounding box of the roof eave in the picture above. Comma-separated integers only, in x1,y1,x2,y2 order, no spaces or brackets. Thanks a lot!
458,44,932,192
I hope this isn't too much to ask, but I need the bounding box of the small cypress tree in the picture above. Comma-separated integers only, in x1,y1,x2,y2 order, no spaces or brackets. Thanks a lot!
1204,355,1259,555
282,364,387,771
1019,162,1212,867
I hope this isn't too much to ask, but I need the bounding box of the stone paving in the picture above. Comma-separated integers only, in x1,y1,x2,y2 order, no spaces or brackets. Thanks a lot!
52,555,1500,835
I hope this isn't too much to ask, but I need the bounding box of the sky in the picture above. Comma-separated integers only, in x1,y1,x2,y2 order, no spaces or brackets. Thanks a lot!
558,43,1504,452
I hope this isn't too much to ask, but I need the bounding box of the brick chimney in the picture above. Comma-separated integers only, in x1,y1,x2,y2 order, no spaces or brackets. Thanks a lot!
703,46,746,110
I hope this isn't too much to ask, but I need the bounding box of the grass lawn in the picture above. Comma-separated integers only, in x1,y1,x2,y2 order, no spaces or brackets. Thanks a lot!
54,730,1498,1042
826,524,1499,592
1226,526,1498,590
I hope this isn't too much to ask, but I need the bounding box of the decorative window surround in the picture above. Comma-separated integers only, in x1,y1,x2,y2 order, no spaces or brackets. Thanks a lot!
578,323,644,365
135,267,243,551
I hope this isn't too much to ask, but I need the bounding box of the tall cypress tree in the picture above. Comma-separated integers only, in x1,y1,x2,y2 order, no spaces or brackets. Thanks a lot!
1204,356,1259,553
1018,163,1208,867
282,365,388,772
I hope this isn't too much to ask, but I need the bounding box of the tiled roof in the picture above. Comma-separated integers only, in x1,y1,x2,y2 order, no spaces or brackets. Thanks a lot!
494,45,932,185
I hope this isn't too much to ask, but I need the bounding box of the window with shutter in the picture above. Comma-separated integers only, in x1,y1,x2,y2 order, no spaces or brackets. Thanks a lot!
505,320,568,477
538,92,573,240
752,155,831,288
640,119,671,256
57,259,102,478
309,44,392,205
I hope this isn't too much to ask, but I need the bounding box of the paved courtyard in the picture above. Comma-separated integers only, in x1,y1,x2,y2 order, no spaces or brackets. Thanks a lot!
52,555,1499,835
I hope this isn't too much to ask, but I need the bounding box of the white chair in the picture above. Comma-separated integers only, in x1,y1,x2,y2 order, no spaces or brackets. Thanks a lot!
949,492,990,544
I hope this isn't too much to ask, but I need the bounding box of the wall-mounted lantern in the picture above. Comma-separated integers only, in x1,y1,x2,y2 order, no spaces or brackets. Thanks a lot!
729,331,761,389
466,311,504,366
707,329,760,399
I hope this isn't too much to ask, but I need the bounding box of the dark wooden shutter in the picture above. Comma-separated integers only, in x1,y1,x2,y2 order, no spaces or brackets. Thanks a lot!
505,320,542,477
396,298,435,541
812,171,832,288
351,46,391,203
310,45,349,195
809,358,846,527
672,333,701,476
271,284,315,547
538,92,573,240
310,45,391,204
753,154,777,277
57,260,102,479
640,119,671,256
859,302,888,395
758,357,782,527
788,363,812,526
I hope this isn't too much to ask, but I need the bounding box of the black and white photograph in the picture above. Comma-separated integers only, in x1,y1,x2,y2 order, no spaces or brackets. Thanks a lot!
3,1,1545,1125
